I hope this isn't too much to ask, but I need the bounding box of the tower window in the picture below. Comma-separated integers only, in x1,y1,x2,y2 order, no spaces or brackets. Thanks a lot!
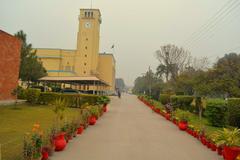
86,38,88,41
91,12,93,17
85,12,87,17
85,46,88,50
85,54,87,57
84,71,86,74
87,12,90,17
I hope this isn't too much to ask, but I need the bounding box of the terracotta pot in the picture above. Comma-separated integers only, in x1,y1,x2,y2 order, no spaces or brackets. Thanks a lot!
206,141,211,149
165,113,171,120
103,105,107,112
41,150,49,160
77,126,84,134
201,136,207,146
89,116,97,125
217,147,223,155
223,146,240,160
210,143,217,151
178,121,188,131
54,132,67,151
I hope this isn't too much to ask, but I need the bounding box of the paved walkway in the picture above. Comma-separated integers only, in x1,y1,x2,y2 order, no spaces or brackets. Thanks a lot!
52,94,222,160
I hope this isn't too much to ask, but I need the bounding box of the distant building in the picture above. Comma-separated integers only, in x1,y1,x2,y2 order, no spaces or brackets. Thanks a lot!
35,9,116,94
0,30,21,101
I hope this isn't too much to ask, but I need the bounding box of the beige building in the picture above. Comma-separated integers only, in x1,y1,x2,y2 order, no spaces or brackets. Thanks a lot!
36,9,116,94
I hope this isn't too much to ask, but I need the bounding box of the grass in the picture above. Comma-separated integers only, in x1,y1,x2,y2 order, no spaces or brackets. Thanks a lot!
0,103,80,160
150,98,222,135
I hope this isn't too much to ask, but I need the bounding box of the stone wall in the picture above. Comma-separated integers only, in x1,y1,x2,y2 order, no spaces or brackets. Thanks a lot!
0,30,21,100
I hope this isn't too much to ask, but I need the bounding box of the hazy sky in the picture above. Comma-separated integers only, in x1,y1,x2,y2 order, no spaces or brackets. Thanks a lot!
1,0,240,86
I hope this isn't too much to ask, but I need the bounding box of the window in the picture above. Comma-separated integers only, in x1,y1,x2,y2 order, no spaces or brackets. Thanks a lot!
86,38,88,41
85,46,88,50
91,12,93,17
87,12,90,17
85,54,87,57
85,12,87,17
84,71,86,74
84,63,87,66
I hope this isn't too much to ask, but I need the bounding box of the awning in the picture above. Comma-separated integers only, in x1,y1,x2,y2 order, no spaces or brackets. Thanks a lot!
39,76,109,86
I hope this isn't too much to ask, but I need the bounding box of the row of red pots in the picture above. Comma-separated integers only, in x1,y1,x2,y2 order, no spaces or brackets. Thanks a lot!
138,98,240,160
42,105,108,160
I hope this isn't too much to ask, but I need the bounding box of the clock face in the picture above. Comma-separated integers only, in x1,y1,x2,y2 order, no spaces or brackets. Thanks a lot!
85,22,91,29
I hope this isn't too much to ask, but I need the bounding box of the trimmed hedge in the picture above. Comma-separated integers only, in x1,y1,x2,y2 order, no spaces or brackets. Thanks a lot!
170,95,194,111
38,92,100,108
228,98,240,128
25,88,41,104
159,94,171,105
205,99,227,127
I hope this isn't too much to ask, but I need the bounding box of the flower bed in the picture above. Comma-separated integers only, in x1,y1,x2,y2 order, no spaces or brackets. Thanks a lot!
22,96,111,160
138,96,240,160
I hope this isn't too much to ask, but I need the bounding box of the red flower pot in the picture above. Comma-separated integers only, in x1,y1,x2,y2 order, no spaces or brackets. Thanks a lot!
206,141,211,149
217,147,223,155
89,116,97,125
54,132,67,151
178,121,188,131
77,126,84,134
223,146,240,160
41,150,49,160
201,136,207,145
103,105,107,112
165,113,171,120
210,143,217,151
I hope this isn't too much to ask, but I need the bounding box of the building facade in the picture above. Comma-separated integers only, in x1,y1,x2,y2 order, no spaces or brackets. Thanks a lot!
36,9,116,93
0,30,21,101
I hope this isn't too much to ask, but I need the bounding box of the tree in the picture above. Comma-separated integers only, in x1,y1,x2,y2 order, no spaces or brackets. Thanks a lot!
15,30,47,85
155,44,190,82
133,68,163,100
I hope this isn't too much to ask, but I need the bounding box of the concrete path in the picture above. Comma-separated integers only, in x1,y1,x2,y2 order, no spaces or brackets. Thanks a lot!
51,94,222,160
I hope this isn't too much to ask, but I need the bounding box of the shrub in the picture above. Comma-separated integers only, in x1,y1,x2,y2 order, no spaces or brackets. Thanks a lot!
205,99,227,127
170,95,194,111
38,92,101,108
228,98,240,128
159,94,171,105
174,109,191,122
25,88,41,104
38,92,59,105
14,86,27,99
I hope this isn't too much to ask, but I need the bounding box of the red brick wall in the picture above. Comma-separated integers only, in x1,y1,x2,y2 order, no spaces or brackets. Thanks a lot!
0,30,21,100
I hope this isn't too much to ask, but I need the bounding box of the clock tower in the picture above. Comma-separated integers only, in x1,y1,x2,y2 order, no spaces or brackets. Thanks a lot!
75,9,102,76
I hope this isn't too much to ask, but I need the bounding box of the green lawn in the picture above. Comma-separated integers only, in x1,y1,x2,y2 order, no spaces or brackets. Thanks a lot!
0,104,79,160
151,99,222,135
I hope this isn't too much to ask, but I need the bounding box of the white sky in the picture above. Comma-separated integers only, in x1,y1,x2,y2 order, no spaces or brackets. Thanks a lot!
1,0,240,86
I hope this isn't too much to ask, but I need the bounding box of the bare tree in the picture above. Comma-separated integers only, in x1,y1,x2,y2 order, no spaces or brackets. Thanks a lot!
155,44,190,82
188,56,210,71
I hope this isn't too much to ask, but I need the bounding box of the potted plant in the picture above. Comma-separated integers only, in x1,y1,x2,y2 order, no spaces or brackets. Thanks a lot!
214,128,240,160
175,109,190,131
23,124,43,160
88,106,99,125
165,112,171,120
77,125,84,134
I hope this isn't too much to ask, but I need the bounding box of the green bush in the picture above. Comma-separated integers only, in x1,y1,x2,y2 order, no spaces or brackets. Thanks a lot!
38,92,101,108
25,88,41,104
159,94,171,105
228,98,240,128
38,92,59,105
205,99,227,127
170,95,194,111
